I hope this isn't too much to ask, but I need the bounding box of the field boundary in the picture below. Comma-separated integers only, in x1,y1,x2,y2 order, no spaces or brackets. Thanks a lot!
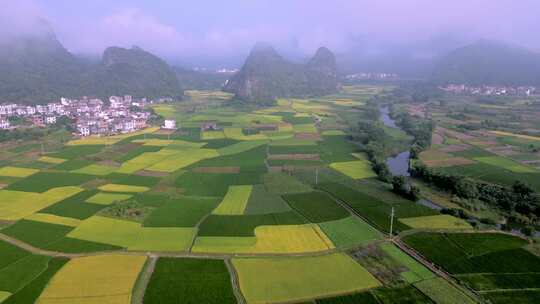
225,258,247,304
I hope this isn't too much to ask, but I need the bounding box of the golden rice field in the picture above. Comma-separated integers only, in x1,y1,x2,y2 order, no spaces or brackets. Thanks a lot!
232,253,381,304
25,213,81,227
37,255,146,304
329,160,376,179
192,224,334,254
0,186,83,221
212,185,252,215
68,216,196,251
85,193,133,205
399,215,472,230
0,166,39,178
98,184,150,193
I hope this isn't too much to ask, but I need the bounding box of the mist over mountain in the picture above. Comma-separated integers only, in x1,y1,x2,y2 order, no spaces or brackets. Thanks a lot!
0,22,183,103
432,41,540,86
224,43,338,103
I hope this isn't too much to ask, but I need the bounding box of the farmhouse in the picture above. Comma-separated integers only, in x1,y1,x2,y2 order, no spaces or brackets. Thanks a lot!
201,121,219,131
162,119,177,130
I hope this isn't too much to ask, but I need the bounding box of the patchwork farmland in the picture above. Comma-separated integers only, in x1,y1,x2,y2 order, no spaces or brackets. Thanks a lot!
0,86,536,303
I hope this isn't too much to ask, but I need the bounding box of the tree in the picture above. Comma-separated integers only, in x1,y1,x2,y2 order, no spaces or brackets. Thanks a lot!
455,178,479,200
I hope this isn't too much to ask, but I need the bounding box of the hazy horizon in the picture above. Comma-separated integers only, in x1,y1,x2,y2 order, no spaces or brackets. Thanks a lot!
2,0,540,68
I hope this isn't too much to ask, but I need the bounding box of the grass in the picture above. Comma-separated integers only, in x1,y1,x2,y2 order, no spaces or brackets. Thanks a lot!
48,145,104,159
372,285,433,304
319,216,382,249
458,273,540,291
0,166,38,178
0,254,51,293
1,258,68,304
1,220,73,248
52,159,93,171
85,193,133,205
484,290,540,304
315,291,379,304
37,255,146,304
329,160,376,179
175,171,260,197
293,123,318,133
283,191,350,223
212,185,253,215
402,232,539,274
379,243,435,283
143,196,220,227
39,190,106,220
24,213,81,227
67,216,196,251
217,140,267,156
244,184,292,214
232,253,381,304
0,240,31,269
474,156,537,173
414,277,476,304
262,172,312,194
7,172,94,193
0,187,83,221
399,215,472,230
143,258,237,304
98,184,150,193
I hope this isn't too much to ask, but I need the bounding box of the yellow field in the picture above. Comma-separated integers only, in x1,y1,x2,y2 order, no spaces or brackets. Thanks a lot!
0,186,83,221
146,148,219,172
25,213,81,227
98,184,150,193
68,216,196,251
212,185,252,215
66,127,159,145
490,130,540,141
37,255,146,304
399,215,473,230
85,193,133,205
232,253,381,304
116,149,177,174
0,166,39,178
330,160,376,179
0,291,11,303
192,224,334,254
73,164,118,176
38,156,66,164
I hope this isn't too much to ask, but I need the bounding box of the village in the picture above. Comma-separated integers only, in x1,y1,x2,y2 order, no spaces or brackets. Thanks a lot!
0,95,175,136
439,84,537,96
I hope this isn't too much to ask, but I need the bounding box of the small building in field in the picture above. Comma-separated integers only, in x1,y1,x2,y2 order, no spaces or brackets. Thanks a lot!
0,119,10,129
162,119,177,130
201,121,218,131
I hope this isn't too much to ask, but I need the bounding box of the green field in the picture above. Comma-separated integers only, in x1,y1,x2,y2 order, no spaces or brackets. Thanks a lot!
283,191,349,223
144,258,236,304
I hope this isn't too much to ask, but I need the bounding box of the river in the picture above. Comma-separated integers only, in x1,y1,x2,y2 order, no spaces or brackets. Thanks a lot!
380,106,410,177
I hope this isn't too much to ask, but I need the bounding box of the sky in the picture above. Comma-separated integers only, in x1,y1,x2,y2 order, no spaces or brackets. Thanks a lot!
2,0,540,67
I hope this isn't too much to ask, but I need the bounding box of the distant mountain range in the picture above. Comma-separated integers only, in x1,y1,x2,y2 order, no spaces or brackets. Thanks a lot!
224,43,338,103
2,20,540,105
432,41,540,86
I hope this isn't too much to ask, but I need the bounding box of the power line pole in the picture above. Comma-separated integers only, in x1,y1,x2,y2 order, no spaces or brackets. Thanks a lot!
389,206,395,237
315,168,319,185
40,142,45,155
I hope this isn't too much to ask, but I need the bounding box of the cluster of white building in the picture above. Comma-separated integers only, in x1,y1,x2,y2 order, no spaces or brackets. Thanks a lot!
345,72,399,80
0,95,155,136
440,84,537,96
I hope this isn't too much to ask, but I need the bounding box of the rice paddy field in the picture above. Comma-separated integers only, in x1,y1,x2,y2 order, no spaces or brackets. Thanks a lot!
0,86,534,303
